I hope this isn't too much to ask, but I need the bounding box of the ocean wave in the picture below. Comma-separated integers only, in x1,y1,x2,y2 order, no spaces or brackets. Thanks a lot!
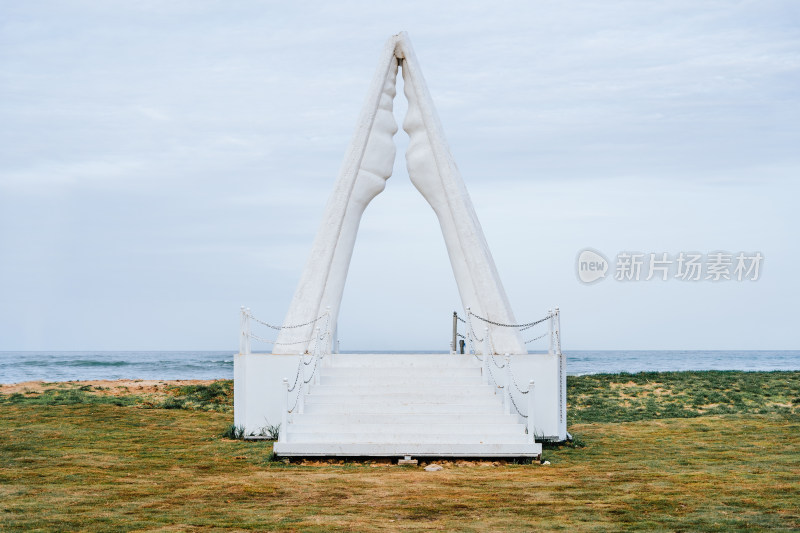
65,360,135,367
10,359,133,368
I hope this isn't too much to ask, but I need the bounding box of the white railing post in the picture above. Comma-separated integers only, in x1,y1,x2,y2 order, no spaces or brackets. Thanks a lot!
503,354,511,414
244,308,252,356
548,308,554,355
279,378,288,443
527,380,536,444
482,326,490,385
465,306,472,352
554,307,562,356
451,311,458,355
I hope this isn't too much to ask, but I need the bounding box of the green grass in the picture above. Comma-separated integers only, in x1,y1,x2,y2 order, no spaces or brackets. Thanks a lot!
1,380,234,412
568,370,800,423
1,387,140,407
221,423,247,440
1,371,799,531
164,380,233,411
7,372,798,422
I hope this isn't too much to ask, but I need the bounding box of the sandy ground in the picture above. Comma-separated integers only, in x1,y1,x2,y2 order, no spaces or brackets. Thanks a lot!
0,379,218,396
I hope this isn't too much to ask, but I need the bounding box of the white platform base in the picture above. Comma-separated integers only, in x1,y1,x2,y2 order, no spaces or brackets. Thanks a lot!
272,442,541,457
272,354,542,459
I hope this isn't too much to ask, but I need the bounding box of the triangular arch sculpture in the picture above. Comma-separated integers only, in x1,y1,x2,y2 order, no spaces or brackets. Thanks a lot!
275,32,526,355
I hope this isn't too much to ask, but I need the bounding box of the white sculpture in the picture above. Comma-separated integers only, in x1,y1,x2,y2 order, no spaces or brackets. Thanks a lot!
274,32,526,354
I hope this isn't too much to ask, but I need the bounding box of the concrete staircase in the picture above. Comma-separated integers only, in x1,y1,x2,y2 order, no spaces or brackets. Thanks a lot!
272,353,542,458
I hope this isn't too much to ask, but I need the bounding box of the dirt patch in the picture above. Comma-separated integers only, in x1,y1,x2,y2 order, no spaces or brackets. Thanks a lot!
609,381,640,389
0,379,217,396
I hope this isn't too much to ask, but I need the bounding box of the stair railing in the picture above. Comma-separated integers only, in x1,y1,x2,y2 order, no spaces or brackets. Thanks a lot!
277,310,332,443
458,307,559,355
238,306,330,354
236,306,332,443
460,307,563,441
527,380,536,444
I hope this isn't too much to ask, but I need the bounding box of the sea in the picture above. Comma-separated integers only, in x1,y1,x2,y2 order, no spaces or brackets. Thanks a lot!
0,350,798,384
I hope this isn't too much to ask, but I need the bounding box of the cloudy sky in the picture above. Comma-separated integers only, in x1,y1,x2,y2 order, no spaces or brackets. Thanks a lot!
1,1,798,351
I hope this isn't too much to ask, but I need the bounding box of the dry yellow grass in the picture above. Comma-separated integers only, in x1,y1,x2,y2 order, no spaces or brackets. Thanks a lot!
1,373,798,531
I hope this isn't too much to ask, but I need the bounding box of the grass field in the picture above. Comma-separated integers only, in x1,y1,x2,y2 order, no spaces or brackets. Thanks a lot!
1,371,798,531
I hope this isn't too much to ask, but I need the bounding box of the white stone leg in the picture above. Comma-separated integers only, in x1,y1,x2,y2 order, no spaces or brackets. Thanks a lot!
274,36,401,353
396,33,526,354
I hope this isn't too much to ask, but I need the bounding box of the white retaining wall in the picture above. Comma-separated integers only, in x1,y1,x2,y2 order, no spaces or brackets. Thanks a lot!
233,352,567,441
233,353,302,435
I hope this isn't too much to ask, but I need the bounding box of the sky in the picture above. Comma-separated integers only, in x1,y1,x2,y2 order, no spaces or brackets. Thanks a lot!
1,1,798,351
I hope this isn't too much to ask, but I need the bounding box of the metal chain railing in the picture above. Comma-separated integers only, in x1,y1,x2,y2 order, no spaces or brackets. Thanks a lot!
239,306,333,354
247,315,283,330
462,310,483,361
249,332,315,346
467,324,483,359
484,356,504,389
286,360,305,393
249,311,327,331
302,357,318,384
287,352,317,394
279,319,332,435
490,352,506,369
509,391,528,418
247,332,278,344
232,305,333,439
519,317,551,332
468,309,553,330
452,307,563,441
468,318,485,343
456,308,555,357
524,332,548,344
508,358,530,395
288,388,302,414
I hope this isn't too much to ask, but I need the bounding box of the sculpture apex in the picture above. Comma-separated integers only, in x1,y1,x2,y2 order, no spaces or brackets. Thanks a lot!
275,33,526,354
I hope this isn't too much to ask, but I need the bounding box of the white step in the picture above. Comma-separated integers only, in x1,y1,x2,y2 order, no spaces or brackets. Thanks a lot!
310,385,493,396
328,354,480,368
286,423,526,434
305,393,498,404
291,413,521,425
319,375,484,386
273,353,540,458
320,367,481,378
272,441,542,457
302,403,505,415
286,432,530,444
